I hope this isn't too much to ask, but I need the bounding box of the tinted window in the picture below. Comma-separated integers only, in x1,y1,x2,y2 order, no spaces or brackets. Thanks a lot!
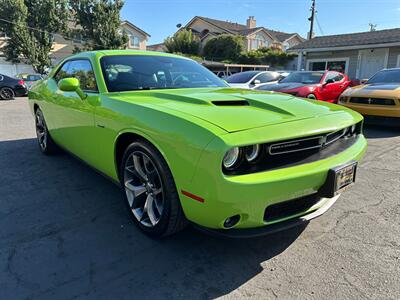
27,75,42,81
324,72,337,82
367,69,400,84
280,72,324,84
226,71,259,83
54,60,97,91
100,55,226,92
255,72,279,83
54,62,71,82
68,60,97,91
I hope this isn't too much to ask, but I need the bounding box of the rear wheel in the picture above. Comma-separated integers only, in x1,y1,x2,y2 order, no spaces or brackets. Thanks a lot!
120,141,187,237
35,108,59,155
0,87,15,100
307,94,317,100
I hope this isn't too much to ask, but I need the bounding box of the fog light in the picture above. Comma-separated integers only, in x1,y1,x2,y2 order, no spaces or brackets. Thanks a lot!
223,215,241,228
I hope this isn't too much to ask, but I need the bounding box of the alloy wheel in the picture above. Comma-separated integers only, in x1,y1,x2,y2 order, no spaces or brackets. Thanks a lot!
0,88,15,100
123,151,164,227
35,112,47,151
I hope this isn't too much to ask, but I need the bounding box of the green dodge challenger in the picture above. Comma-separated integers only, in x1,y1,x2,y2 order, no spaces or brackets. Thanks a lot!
29,50,367,237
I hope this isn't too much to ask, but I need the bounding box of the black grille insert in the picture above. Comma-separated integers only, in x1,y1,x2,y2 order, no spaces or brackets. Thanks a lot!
264,194,321,222
212,100,249,106
349,97,396,106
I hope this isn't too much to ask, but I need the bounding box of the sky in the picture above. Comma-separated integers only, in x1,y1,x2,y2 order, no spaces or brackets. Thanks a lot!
121,0,400,45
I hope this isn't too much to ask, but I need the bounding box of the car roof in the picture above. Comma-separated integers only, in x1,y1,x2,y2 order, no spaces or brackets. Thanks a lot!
68,50,187,61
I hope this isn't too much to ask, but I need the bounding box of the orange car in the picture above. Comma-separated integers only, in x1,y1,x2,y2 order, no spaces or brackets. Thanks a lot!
339,68,400,122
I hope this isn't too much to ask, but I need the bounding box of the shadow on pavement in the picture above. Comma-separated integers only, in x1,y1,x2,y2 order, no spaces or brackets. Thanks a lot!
363,123,400,139
0,138,305,299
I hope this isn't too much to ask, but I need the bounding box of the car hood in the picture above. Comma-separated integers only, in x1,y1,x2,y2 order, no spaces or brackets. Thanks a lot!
114,88,351,133
342,83,400,97
259,82,317,91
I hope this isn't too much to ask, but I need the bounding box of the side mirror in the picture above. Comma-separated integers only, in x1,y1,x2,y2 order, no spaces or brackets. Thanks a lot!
324,78,334,86
58,77,87,100
360,79,368,84
253,79,261,85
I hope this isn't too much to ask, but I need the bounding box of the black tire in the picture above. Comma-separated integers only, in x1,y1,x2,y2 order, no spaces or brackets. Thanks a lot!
34,108,59,155
307,94,317,100
120,140,187,237
0,87,15,100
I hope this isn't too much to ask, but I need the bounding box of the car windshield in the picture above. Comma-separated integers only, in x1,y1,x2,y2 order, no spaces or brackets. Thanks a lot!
280,72,324,84
367,69,400,84
226,71,259,83
100,55,227,92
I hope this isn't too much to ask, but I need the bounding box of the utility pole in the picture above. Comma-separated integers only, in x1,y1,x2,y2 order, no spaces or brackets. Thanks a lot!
308,0,316,39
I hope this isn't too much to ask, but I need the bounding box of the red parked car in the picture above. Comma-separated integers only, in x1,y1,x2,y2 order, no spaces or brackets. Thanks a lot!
256,71,351,103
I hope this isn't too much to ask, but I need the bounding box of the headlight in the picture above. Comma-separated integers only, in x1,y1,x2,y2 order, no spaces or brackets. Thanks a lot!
223,147,240,169
245,145,260,162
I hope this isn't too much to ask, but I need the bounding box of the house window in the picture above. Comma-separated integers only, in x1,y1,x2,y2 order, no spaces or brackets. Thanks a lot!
251,34,268,50
130,36,140,48
308,58,348,74
283,42,290,51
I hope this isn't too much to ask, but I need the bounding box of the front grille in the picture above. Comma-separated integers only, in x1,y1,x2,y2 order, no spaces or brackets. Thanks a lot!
349,97,396,106
224,122,362,176
269,136,322,155
264,194,321,222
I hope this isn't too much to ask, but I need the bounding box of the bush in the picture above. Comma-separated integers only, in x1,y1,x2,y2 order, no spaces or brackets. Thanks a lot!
238,47,297,67
203,34,244,62
164,29,200,55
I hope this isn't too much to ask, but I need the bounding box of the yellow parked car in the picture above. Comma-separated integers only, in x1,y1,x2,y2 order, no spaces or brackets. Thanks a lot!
339,68,400,122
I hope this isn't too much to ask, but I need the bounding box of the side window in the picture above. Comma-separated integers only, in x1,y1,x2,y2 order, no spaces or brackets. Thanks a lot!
68,60,98,91
333,73,344,82
54,62,71,82
255,73,277,83
324,72,336,83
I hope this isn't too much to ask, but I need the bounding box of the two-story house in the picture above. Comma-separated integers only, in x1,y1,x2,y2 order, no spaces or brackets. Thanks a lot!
182,16,304,52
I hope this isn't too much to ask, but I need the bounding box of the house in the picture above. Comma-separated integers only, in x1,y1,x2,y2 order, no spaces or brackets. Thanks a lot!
182,16,304,52
289,28,400,80
120,20,150,51
0,20,150,77
147,42,167,52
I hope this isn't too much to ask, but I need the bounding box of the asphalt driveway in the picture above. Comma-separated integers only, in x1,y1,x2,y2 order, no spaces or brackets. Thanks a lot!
1,98,399,299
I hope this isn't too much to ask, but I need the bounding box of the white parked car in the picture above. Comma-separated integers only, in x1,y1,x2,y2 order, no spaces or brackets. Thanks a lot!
226,71,283,89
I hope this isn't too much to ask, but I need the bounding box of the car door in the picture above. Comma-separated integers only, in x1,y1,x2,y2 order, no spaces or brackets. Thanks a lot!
320,72,340,101
45,59,100,164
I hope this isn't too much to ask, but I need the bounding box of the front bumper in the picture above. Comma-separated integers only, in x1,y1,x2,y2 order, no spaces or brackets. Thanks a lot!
193,195,340,238
180,131,367,230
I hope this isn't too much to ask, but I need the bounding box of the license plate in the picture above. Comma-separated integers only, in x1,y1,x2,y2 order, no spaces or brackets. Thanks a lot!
334,162,357,193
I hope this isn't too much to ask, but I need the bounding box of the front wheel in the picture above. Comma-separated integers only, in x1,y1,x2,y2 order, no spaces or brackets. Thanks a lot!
35,108,59,155
0,87,15,100
120,141,187,237
307,94,317,100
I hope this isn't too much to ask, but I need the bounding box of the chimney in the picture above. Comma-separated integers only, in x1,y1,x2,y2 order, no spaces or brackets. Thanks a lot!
246,16,256,29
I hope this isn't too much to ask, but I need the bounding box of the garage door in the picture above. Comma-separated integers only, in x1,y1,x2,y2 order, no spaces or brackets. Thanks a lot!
358,48,388,79
0,63,16,77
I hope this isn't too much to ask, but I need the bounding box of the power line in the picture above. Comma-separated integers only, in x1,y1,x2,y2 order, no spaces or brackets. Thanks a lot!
315,14,324,35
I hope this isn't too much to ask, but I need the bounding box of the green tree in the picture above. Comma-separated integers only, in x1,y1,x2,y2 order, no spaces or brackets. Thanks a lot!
0,0,69,74
164,29,200,55
203,34,244,62
239,47,297,67
70,0,128,51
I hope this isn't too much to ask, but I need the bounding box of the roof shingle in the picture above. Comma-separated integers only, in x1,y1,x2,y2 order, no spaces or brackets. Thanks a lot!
290,28,400,50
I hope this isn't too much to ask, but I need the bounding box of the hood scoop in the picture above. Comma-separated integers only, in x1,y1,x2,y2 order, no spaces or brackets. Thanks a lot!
212,100,249,106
